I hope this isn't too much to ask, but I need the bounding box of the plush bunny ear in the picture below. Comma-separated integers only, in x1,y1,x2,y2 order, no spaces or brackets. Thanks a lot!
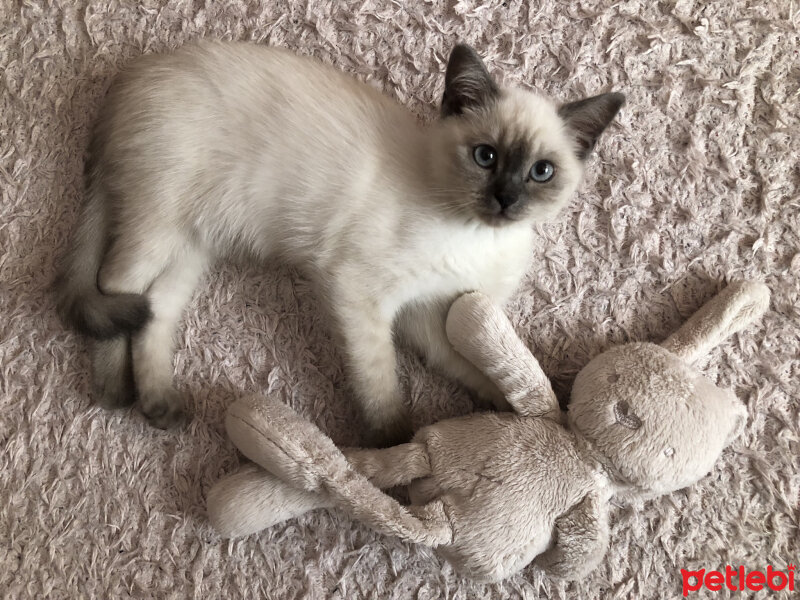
661,281,770,363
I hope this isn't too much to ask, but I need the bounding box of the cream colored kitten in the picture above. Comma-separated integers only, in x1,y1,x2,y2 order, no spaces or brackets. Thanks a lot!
56,41,623,444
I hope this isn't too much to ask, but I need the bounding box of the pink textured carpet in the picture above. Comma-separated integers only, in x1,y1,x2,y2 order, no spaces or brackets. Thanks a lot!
1,1,798,598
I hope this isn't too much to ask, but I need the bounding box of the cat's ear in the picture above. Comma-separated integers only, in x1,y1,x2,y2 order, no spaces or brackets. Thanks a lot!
441,44,499,117
558,92,625,160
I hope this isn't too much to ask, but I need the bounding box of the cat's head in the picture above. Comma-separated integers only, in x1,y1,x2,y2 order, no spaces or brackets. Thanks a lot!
434,44,624,226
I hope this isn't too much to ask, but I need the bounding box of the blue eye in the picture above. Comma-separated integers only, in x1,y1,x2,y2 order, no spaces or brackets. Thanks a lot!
530,160,554,182
473,145,497,168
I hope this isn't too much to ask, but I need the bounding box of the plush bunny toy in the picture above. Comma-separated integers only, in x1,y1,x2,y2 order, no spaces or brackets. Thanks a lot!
207,281,769,582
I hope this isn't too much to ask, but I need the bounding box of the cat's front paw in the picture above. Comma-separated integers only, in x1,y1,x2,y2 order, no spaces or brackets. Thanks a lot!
474,381,511,412
139,388,187,429
363,407,413,448
93,367,135,409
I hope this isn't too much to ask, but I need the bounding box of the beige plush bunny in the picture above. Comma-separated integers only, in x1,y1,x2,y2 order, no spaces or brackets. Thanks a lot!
207,281,769,582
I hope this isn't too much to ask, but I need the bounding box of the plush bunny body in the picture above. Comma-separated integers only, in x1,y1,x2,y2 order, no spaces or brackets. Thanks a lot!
211,396,608,581
409,412,606,579
207,281,769,581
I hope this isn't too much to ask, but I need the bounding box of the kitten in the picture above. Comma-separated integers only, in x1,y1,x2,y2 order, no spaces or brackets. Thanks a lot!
56,41,623,444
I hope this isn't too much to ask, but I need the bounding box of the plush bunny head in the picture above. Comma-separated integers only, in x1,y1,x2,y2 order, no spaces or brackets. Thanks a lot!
568,281,769,495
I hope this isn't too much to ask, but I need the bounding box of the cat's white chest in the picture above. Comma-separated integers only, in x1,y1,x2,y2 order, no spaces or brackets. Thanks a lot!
397,221,533,304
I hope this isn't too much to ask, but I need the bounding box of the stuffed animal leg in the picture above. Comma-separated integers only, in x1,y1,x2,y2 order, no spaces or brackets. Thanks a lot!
207,395,453,545
208,464,332,538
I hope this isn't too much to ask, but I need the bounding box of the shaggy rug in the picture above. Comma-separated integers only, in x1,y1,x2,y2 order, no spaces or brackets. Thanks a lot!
1,1,798,598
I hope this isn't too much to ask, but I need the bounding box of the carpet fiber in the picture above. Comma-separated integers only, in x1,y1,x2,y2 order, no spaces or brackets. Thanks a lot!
1,1,798,598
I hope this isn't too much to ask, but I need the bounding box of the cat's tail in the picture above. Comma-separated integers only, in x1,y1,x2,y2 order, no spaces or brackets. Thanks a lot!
54,174,151,339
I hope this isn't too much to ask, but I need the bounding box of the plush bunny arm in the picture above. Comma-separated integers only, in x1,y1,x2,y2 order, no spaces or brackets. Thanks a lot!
662,281,770,363
221,395,453,546
446,292,559,418
343,444,432,489
533,494,609,580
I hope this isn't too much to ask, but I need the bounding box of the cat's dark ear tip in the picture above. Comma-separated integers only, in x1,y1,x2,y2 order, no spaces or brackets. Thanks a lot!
608,92,626,111
559,91,627,160
609,91,626,105
447,43,482,66
450,42,477,55
605,92,626,123
441,42,497,117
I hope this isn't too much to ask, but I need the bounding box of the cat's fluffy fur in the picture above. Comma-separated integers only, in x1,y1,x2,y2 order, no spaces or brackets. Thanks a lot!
56,41,623,443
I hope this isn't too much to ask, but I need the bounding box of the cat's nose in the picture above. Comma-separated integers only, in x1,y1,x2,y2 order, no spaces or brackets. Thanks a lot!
494,192,518,210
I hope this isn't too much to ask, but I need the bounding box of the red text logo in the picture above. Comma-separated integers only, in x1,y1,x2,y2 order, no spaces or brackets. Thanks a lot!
681,565,795,596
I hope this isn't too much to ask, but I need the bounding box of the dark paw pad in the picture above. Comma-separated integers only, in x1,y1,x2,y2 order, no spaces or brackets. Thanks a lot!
140,391,186,429
93,375,135,410
364,413,413,448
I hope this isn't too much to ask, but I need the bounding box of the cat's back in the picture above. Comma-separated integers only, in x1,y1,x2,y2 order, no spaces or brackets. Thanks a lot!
102,40,412,143
91,40,423,257
93,41,421,213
